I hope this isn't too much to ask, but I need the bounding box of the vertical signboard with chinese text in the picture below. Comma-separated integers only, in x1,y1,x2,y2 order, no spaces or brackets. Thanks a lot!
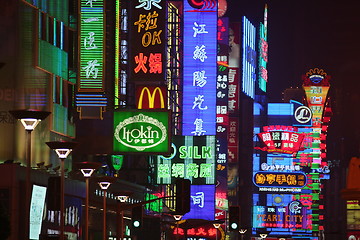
79,0,105,91
182,0,217,136
129,0,166,82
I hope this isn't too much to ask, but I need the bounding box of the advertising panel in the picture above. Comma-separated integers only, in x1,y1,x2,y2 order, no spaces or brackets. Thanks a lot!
256,131,305,154
156,135,216,185
136,85,167,109
30,185,47,240
253,201,308,229
129,0,166,82
253,171,307,189
258,5,268,92
302,68,330,128
113,110,171,154
182,0,217,136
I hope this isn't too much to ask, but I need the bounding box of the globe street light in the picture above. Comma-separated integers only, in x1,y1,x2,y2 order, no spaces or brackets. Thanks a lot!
9,109,50,240
97,176,116,240
46,141,77,240
113,191,132,240
76,162,102,240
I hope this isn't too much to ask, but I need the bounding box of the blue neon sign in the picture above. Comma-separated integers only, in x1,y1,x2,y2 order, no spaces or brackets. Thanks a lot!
242,16,256,99
182,0,217,136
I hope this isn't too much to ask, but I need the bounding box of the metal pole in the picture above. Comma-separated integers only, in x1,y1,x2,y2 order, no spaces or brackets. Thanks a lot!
103,190,107,240
116,202,124,240
85,177,89,240
60,158,65,240
25,129,32,240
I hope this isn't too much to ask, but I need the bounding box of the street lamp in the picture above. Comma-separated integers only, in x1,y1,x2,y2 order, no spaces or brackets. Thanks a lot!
259,233,268,239
9,109,50,240
173,214,183,240
46,141,78,240
113,191,132,240
239,228,247,240
76,162,102,240
213,223,221,240
97,176,116,240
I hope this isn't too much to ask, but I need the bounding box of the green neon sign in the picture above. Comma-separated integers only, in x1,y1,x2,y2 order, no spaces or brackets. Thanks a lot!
113,110,171,154
79,0,104,90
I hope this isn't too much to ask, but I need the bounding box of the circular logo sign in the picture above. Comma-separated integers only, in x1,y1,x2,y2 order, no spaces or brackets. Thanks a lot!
294,106,312,124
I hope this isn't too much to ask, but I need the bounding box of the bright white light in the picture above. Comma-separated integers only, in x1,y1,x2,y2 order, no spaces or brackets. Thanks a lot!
80,169,95,177
54,149,72,159
117,195,129,203
20,118,41,131
98,182,111,190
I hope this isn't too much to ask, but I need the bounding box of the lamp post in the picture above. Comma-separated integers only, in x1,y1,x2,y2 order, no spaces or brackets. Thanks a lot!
76,162,102,240
113,191,132,240
97,176,116,240
259,233,268,239
46,141,78,240
239,229,247,240
213,223,221,240
9,109,50,240
173,214,183,240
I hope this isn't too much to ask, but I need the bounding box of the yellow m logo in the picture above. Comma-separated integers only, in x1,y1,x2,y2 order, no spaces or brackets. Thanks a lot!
137,87,165,109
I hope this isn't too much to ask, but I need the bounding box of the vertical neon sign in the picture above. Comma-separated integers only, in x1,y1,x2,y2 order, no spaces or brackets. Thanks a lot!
129,0,165,82
242,16,256,99
182,0,217,136
258,5,268,92
79,0,104,90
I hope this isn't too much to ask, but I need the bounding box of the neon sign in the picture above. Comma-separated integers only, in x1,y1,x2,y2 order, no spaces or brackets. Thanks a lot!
253,171,307,188
113,110,170,154
156,136,216,184
242,16,256,99
256,131,305,154
136,86,167,109
129,0,165,82
182,0,217,136
79,0,105,90
258,5,268,92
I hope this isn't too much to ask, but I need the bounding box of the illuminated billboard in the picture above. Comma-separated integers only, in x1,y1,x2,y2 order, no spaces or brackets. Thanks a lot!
156,135,216,185
256,130,305,154
113,110,171,154
258,5,268,92
182,185,215,220
242,16,256,99
302,68,330,128
253,201,308,229
30,185,47,240
136,85,167,109
79,0,105,91
253,171,307,189
182,0,217,136
129,0,166,82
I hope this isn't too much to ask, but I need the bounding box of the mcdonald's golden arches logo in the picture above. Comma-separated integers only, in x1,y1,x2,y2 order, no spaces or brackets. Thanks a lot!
136,86,167,109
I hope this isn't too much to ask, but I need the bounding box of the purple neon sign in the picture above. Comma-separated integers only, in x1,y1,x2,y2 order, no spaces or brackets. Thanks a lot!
182,0,217,136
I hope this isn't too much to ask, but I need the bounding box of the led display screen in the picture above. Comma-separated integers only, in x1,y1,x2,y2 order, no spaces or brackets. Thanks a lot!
182,0,217,136
113,110,171,154
156,135,216,185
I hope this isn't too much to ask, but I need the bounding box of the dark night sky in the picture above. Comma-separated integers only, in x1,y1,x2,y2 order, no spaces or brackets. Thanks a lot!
225,0,360,160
